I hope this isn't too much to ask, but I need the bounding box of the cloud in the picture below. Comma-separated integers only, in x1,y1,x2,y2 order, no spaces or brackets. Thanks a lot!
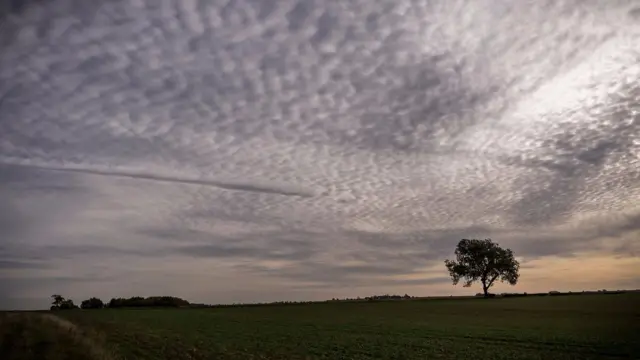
1,0,639,309
6,162,317,197
0,260,50,270
173,238,316,262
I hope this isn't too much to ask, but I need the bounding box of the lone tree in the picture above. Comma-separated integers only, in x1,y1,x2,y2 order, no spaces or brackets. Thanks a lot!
444,239,520,297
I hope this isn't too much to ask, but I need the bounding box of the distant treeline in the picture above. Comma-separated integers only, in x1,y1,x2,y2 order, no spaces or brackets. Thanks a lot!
197,290,636,308
364,294,413,301
478,289,630,298
49,289,637,311
50,295,190,310
192,300,329,309
329,294,414,301
107,296,189,308
191,294,415,309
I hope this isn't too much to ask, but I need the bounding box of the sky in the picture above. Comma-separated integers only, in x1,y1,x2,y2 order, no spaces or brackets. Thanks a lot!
1,0,639,310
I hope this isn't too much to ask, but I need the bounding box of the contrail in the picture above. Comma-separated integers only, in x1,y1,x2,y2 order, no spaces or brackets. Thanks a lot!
0,161,316,198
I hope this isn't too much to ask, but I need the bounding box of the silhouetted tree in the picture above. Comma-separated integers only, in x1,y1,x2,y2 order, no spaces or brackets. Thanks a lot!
51,294,65,308
81,297,105,309
50,294,67,310
444,239,519,298
51,294,78,310
60,299,78,309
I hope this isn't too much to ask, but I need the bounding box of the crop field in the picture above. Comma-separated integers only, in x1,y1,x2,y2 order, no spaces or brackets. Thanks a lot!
1,293,639,360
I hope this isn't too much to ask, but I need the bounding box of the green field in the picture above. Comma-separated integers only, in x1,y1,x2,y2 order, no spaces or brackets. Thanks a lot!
2,294,639,360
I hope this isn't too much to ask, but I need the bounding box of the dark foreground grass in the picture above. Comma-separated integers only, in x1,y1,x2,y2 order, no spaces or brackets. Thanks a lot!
0,312,114,360
3,293,639,360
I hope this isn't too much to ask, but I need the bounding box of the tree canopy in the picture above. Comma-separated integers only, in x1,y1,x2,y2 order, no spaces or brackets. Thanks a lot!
81,297,105,309
50,294,78,310
444,238,520,297
107,296,189,308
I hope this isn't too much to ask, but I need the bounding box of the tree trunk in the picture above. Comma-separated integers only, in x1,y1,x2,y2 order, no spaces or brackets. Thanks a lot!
482,283,489,298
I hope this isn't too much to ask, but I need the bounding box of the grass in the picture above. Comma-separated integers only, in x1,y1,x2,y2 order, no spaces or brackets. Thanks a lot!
2,293,639,359
0,312,114,360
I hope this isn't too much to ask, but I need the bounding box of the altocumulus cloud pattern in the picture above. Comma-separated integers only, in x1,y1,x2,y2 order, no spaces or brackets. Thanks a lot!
0,0,639,309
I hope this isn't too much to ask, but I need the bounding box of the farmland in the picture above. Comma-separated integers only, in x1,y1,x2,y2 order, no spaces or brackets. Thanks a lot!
2,293,639,360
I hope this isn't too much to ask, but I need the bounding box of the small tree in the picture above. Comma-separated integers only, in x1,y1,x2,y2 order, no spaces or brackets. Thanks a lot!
50,294,78,310
51,294,65,310
51,294,65,306
444,239,519,298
